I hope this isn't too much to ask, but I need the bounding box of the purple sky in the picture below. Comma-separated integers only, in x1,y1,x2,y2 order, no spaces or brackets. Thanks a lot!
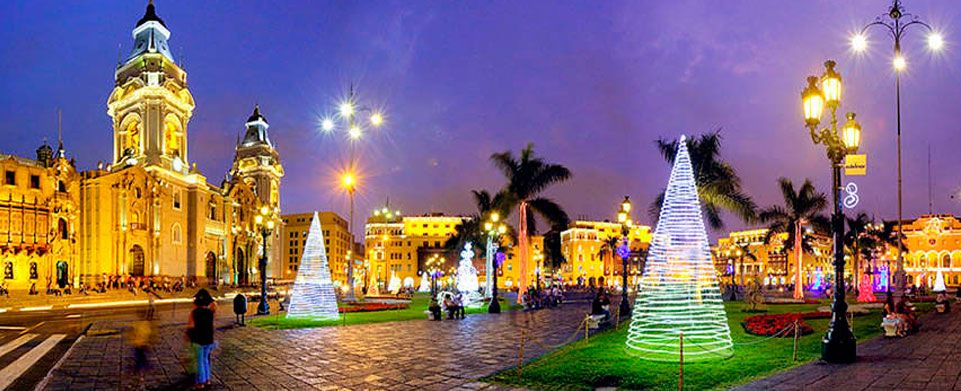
3,1,961,238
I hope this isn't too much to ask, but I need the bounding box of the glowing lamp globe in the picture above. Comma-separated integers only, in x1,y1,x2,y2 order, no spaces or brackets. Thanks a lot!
893,56,906,72
928,33,944,51
851,33,868,52
821,60,842,108
802,76,824,128
842,112,862,152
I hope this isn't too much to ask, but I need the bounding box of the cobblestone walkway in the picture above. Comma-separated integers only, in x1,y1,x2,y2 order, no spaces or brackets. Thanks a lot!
739,307,961,390
43,302,592,390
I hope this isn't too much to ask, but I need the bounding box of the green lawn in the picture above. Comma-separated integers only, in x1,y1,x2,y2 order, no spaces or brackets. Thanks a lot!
486,299,910,390
250,294,520,330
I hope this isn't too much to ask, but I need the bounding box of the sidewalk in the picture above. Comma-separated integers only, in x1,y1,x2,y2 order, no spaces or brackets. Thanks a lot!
42,302,591,390
738,307,961,390
0,287,267,314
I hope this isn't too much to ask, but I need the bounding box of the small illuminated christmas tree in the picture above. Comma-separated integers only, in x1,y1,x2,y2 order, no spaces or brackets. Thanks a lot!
418,273,430,293
626,136,733,362
857,272,876,303
388,272,401,294
456,242,482,306
287,212,340,319
935,270,947,292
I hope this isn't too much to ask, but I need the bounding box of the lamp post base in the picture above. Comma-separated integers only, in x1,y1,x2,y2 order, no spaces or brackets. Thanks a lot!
488,296,501,313
619,295,631,318
821,333,857,363
257,301,270,315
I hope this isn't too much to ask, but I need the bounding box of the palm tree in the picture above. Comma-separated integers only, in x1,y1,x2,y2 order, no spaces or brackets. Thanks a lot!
596,236,620,285
490,143,571,302
651,131,757,229
758,178,830,300
844,212,872,294
732,242,758,292
444,190,511,257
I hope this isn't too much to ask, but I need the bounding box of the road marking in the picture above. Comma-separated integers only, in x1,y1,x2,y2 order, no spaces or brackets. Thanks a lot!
19,322,45,335
0,334,65,390
0,326,26,330
0,334,36,358
34,334,83,391
64,314,81,319
20,306,53,312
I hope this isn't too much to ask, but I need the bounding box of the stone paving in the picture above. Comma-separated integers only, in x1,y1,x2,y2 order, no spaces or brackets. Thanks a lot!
738,307,961,390
42,301,593,390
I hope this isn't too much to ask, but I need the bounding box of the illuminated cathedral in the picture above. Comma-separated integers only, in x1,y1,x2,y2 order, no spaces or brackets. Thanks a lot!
0,1,283,289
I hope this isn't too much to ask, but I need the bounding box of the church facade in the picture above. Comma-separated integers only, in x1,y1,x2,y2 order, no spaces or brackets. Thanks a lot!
0,2,283,289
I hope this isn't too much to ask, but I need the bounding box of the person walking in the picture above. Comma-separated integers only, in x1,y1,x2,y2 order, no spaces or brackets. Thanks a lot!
233,293,247,326
128,309,157,388
187,289,216,389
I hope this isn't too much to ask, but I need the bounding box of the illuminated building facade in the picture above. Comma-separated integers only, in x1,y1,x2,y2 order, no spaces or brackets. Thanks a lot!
365,210,462,290
898,214,961,288
559,220,652,287
281,212,353,284
712,228,832,287
2,2,282,289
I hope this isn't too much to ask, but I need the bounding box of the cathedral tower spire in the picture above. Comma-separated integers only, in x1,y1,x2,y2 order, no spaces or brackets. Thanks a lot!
107,0,194,173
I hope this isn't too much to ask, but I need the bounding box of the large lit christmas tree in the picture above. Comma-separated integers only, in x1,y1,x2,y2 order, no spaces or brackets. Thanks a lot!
626,136,733,361
456,242,483,306
286,212,340,320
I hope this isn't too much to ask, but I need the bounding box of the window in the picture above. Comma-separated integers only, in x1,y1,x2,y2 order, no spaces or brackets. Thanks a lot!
172,223,182,244
59,218,68,240
28,174,39,189
173,190,182,209
57,181,66,192
2,262,12,279
29,262,38,279
3,171,14,186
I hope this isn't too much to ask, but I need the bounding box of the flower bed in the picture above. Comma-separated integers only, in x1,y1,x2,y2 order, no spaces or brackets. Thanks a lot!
742,311,831,336
339,302,409,313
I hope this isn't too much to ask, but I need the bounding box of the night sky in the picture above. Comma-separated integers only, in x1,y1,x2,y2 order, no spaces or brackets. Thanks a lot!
3,1,961,238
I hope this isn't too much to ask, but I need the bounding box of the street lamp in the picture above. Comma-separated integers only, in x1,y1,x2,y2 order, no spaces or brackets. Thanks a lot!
801,60,863,363
485,214,507,314
616,196,633,317
425,253,445,297
341,172,357,300
852,0,943,299
254,206,276,315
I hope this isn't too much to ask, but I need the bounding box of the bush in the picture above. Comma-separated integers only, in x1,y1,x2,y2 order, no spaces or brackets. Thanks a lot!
339,302,409,313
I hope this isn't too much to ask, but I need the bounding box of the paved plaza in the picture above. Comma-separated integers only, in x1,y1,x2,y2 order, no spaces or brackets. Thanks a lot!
41,300,592,390
739,307,961,391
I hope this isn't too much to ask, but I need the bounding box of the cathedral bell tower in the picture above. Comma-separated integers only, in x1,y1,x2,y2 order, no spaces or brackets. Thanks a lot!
231,105,284,209
107,0,195,174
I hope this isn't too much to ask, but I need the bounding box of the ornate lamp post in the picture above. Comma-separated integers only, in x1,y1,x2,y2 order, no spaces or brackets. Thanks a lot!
426,253,444,298
616,196,633,317
254,206,276,315
852,0,943,299
484,215,507,313
801,60,863,363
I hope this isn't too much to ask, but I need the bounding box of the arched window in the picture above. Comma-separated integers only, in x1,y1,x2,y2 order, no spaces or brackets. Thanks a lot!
943,254,951,268
58,218,68,240
172,223,182,244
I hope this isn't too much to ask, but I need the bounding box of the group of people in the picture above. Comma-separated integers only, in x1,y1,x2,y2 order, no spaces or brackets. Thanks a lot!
882,297,920,337
522,285,564,310
428,292,467,320
590,287,613,321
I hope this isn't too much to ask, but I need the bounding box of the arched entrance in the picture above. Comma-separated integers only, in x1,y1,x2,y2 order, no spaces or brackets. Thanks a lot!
205,252,217,285
56,261,68,288
129,245,145,276
236,248,248,286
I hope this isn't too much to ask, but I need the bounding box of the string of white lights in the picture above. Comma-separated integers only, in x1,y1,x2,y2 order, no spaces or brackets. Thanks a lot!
626,135,734,362
286,212,340,320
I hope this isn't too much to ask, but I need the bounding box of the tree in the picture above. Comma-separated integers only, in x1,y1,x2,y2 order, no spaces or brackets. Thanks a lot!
758,178,829,300
732,242,758,291
598,236,621,277
490,143,571,301
444,190,512,258
650,131,756,230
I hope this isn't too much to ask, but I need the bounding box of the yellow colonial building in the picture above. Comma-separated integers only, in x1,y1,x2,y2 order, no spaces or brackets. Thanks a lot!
281,212,353,284
2,2,283,289
712,228,832,287
558,220,652,287
899,214,961,288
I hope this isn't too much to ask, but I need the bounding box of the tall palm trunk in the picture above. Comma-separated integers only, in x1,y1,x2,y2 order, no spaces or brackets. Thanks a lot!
794,222,803,300
517,201,529,304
